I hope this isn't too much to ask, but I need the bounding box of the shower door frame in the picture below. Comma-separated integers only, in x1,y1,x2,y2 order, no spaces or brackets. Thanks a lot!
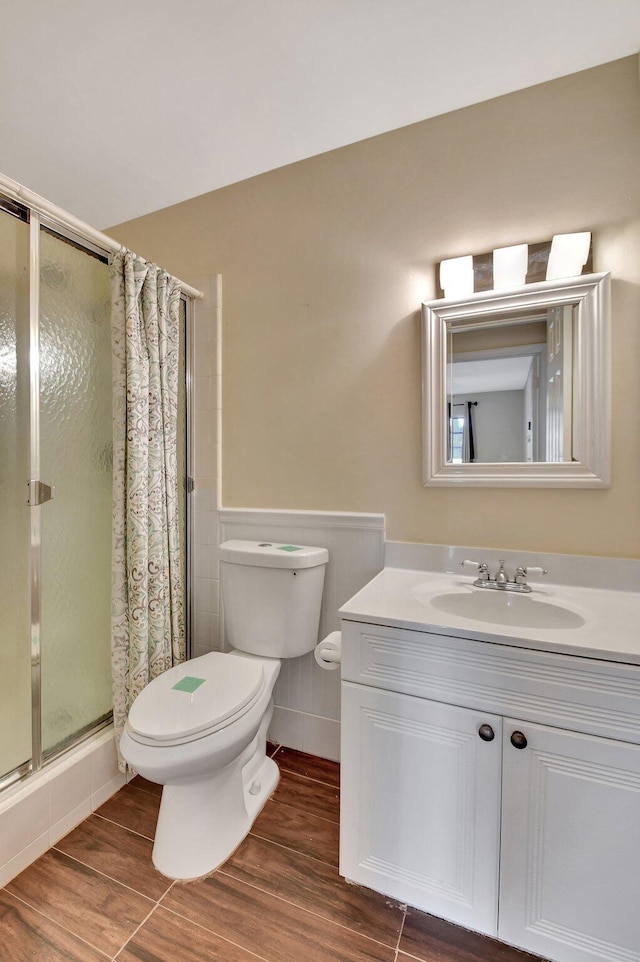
0,191,195,792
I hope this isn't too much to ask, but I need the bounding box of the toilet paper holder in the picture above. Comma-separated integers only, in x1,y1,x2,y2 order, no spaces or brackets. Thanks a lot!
314,630,342,670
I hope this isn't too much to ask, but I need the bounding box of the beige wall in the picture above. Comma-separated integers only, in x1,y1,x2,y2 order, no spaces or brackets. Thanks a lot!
109,57,640,559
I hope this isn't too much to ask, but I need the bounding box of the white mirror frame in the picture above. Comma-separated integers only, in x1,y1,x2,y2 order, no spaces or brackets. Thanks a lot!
422,272,611,487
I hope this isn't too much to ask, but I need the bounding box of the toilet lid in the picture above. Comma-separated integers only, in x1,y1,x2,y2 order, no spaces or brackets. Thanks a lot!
127,653,265,744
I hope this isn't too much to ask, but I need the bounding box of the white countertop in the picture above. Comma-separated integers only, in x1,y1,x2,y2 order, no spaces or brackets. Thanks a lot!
339,567,640,665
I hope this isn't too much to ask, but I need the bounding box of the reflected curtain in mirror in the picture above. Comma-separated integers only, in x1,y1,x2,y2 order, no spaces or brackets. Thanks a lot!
449,401,477,463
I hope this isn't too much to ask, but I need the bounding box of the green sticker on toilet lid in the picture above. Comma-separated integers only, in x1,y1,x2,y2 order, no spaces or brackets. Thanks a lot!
172,676,205,693
278,545,303,551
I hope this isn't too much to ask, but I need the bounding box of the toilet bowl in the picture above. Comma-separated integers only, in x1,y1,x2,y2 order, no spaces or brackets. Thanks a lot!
120,651,281,879
119,540,328,880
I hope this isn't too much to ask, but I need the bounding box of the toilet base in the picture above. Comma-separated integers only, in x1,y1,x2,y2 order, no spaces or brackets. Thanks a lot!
151,741,279,880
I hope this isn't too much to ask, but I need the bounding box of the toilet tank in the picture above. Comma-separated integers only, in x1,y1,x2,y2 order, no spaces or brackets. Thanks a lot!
219,540,329,658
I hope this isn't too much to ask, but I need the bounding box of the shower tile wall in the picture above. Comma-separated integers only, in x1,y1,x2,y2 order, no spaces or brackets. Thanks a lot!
0,730,123,888
192,276,222,657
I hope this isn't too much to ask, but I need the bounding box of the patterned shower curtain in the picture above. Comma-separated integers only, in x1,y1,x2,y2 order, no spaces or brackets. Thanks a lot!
110,249,186,768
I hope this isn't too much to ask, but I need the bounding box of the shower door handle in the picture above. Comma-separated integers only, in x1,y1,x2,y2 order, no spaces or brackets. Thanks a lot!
27,480,55,506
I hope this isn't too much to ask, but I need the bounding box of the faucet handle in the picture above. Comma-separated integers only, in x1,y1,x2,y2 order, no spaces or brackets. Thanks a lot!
459,559,489,580
515,565,548,585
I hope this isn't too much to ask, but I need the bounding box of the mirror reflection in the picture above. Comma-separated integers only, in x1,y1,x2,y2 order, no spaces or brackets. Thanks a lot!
446,305,575,464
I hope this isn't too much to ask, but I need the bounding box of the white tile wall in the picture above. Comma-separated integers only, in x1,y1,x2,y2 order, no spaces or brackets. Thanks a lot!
191,275,222,658
48,752,92,830
0,728,125,887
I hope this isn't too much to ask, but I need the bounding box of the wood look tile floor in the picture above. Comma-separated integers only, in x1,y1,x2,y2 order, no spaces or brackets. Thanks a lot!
0,744,545,961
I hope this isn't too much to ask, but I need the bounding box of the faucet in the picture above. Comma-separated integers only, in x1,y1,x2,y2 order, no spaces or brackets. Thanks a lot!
493,560,509,586
459,559,547,592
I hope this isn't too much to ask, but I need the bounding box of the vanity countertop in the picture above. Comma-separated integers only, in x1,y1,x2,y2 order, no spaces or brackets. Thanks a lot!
339,566,640,665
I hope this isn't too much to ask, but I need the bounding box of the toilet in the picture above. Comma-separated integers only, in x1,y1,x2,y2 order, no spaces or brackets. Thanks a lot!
119,539,328,880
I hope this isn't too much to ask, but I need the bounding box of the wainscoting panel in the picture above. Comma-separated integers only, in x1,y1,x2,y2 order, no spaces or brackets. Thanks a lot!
219,509,385,759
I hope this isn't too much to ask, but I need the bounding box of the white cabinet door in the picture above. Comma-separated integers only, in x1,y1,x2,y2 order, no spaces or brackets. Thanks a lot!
340,682,502,935
499,719,640,962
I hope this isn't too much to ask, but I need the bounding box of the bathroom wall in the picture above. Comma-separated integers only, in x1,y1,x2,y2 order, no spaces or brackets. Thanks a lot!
189,278,384,757
109,56,640,560
453,391,525,463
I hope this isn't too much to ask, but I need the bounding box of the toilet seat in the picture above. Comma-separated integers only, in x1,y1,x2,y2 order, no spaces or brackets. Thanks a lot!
126,652,266,748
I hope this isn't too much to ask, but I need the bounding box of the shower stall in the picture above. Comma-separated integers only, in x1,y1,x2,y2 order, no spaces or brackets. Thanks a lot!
0,188,192,795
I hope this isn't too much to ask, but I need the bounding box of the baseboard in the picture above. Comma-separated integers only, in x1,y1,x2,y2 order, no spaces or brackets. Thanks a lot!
269,706,341,762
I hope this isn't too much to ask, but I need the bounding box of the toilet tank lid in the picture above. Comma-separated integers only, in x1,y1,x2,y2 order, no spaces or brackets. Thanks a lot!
219,540,328,569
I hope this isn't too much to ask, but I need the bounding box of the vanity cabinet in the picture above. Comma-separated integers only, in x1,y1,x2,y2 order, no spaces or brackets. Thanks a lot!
499,719,640,962
340,620,640,962
341,682,503,934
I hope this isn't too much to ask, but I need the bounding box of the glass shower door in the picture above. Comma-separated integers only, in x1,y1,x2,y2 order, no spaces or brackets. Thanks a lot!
1,193,191,787
0,203,31,780
39,227,113,755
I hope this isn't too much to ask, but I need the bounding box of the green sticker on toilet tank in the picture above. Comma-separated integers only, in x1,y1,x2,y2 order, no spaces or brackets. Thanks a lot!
172,676,205,693
278,545,303,552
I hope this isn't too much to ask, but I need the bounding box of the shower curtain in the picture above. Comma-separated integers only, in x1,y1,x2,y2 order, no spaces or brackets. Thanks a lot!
110,250,186,768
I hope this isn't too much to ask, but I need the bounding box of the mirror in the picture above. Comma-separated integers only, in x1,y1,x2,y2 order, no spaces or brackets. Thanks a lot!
422,273,610,487
447,307,569,464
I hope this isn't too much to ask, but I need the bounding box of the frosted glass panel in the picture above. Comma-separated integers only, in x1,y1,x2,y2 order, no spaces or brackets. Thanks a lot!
0,208,31,777
39,230,112,753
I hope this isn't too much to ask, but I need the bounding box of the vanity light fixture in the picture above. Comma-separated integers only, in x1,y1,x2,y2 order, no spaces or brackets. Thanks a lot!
492,244,528,289
439,255,474,299
436,233,592,298
546,231,591,281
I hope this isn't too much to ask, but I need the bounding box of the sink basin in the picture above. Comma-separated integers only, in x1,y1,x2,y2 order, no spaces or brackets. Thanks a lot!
429,590,585,630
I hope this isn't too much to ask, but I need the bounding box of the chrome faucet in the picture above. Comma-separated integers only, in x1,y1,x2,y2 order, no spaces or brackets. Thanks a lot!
459,559,547,592
493,560,509,586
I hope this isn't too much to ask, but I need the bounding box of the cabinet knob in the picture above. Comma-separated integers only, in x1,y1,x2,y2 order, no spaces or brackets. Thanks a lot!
478,724,495,742
510,730,528,750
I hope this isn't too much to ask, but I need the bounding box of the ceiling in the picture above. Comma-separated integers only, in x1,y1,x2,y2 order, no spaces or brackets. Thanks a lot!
450,356,534,395
1,1,639,229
